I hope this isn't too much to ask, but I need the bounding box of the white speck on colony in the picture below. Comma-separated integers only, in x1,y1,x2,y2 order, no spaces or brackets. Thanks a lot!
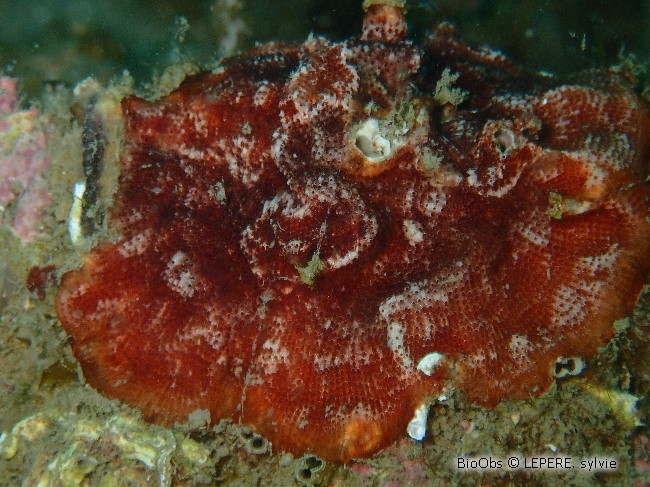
403,219,424,244
164,251,199,298
417,352,445,376
253,82,272,107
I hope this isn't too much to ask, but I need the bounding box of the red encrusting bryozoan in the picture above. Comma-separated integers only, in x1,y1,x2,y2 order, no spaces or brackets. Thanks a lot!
56,2,650,461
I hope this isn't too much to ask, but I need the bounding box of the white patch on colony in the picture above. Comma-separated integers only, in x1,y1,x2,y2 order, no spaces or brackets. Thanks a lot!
240,193,289,266
387,321,413,372
125,210,143,224
192,113,207,136
403,219,424,244
68,181,86,244
417,352,445,376
509,334,533,365
118,228,153,257
586,155,609,186
552,284,588,329
539,87,637,172
326,211,378,269
176,144,207,161
294,405,310,429
310,123,347,167
491,93,534,113
325,402,373,426
464,351,487,369
583,133,634,170
258,336,290,375
178,325,225,353
407,403,429,441
379,268,467,339
581,245,620,277
164,251,198,298
254,177,378,271
253,82,272,107
287,75,355,125
220,135,260,185
464,134,523,197
559,198,595,217
313,327,372,371
283,238,305,255
558,151,608,189
475,46,510,64
486,173,521,197
466,168,478,186
87,297,130,323
551,245,619,330
420,189,447,216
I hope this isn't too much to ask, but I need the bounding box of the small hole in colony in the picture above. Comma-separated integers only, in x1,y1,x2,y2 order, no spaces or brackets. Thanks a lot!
494,128,516,153
305,456,323,470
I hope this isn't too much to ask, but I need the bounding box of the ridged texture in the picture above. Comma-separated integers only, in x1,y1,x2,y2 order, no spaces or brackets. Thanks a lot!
57,6,650,462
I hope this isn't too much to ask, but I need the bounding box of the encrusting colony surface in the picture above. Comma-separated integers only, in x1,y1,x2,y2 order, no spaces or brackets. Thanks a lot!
56,2,650,461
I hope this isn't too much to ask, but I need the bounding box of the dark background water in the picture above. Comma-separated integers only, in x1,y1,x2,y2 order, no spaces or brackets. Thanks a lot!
0,0,648,98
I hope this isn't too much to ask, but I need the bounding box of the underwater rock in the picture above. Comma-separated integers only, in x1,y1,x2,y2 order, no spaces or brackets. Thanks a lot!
0,77,51,241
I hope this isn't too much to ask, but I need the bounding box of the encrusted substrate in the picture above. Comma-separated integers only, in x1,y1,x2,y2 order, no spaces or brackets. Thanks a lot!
2,3,650,487
0,77,649,487
55,1,650,463
1,345,650,487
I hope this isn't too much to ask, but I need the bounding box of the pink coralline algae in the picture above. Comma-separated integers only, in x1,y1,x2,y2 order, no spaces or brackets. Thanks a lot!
0,77,51,241
56,3,650,462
